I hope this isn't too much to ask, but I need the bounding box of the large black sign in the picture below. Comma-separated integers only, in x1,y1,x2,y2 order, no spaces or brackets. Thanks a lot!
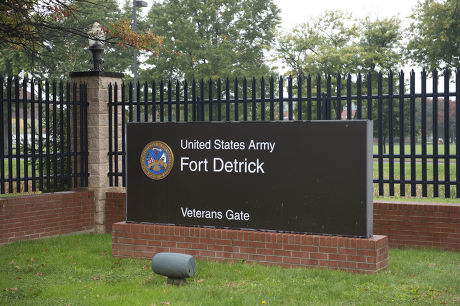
126,121,373,237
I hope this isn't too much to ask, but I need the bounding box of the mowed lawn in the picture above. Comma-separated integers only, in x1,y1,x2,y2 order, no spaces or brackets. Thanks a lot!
0,234,459,305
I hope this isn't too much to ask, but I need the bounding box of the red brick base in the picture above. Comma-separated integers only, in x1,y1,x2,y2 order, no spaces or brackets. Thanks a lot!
0,191,95,245
374,201,460,251
112,222,388,273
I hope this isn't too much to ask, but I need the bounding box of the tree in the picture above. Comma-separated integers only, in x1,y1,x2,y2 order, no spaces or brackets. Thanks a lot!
33,0,133,79
141,0,281,81
275,10,360,77
275,11,405,76
0,0,162,78
407,0,460,71
359,17,404,73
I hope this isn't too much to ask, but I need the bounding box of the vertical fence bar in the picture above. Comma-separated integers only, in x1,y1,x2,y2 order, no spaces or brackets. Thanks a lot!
15,77,20,192
136,81,141,122
234,78,239,120
326,75,331,120
269,76,274,120
167,80,172,122
0,77,4,194
399,71,405,196
357,73,362,119
184,80,189,122
144,82,148,122
114,83,119,186
225,79,230,121
261,77,266,121
421,70,428,196
410,70,416,196
433,70,439,197
192,80,197,121
22,78,28,192
45,80,50,190
108,84,113,186
79,83,84,186
200,79,205,121
216,78,222,121
159,81,164,122
367,72,372,120
279,76,284,120
7,77,12,193
72,82,77,188
316,75,321,120
208,79,213,121
322,93,329,120
129,82,133,122
59,81,64,190
225,78,230,121
201,95,206,121
307,75,312,120
456,69,460,198
31,79,37,191
443,69,450,197
336,74,342,120
52,81,58,190
38,81,44,190
347,74,352,120
378,72,384,195
388,71,395,196
288,76,293,120
297,75,302,120
65,81,71,189
121,83,126,186
176,80,181,122
151,81,156,122
243,77,248,121
252,77,257,121
217,79,221,121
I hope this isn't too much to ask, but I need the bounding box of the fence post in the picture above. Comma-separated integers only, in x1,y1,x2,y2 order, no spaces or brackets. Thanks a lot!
70,71,124,233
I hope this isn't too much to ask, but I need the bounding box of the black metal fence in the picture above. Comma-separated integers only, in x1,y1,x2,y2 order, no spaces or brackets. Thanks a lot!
108,69,459,198
0,77,88,194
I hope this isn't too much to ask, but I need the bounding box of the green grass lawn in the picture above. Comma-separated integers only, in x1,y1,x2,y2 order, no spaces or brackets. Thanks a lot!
0,234,459,305
373,160,457,181
373,143,456,155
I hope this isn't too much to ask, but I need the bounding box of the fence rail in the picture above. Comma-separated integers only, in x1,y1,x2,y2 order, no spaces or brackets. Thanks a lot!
106,69,456,198
0,77,88,194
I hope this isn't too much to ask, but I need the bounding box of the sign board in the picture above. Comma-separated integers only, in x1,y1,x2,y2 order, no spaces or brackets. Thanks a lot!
126,121,373,237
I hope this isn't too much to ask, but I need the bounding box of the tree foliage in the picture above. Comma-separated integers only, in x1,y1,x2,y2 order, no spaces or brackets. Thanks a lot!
407,0,460,71
276,10,405,76
141,0,281,81
276,11,360,76
0,0,162,78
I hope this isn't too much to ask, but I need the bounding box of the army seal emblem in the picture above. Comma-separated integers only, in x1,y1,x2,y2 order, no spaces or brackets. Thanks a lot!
140,141,174,180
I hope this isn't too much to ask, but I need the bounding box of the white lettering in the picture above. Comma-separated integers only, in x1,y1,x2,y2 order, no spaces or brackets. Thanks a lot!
181,157,209,172
225,209,250,221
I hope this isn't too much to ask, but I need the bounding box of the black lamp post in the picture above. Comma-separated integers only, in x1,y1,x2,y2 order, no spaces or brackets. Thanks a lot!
88,22,105,72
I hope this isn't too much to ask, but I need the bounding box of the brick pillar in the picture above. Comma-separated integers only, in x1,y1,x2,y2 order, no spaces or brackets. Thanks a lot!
70,71,124,233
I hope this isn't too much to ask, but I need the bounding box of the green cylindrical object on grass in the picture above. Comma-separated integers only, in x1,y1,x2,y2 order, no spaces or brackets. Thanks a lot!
152,252,197,278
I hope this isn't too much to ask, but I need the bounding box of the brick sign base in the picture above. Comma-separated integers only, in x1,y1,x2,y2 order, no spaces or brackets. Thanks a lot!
112,222,388,273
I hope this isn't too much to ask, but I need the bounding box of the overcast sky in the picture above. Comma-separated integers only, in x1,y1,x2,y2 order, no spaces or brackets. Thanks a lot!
273,0,420,31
